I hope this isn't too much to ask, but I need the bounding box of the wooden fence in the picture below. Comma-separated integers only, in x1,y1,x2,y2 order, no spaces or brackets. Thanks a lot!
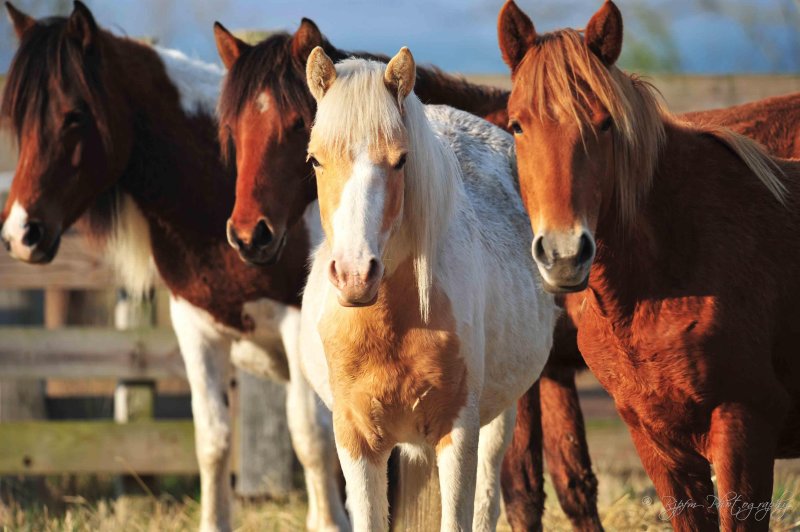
0,231,292,496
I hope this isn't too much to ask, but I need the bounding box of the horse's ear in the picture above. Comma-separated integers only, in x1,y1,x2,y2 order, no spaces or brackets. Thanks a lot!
384,47,415,113
498,0,536,72
585,0,623,66
5,2,36,39
67,1,98,52
292,18,323,63
306,46,336,102
213,22,250,70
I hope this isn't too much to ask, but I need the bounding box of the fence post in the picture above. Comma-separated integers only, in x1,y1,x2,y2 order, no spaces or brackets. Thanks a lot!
390,451,442,530
114,290,157,494
235,369,293,498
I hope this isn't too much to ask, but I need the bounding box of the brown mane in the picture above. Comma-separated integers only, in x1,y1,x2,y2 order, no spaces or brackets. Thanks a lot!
521,28,786,224
217,32,510,160
1,16,111,150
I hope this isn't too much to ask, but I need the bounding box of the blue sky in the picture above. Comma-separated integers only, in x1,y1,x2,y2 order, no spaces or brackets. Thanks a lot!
2,0,799,74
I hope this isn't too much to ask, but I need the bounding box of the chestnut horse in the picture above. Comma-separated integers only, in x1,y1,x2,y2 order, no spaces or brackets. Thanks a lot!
213,18,603,531
499,1,800,530
301,46,557,531
0,3,346,531
507,93,800,530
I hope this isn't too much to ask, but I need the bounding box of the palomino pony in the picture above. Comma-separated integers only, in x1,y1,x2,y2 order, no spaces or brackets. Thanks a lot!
301,47,558,531
499,1,800,529
213,19,604,530
0,3,346,531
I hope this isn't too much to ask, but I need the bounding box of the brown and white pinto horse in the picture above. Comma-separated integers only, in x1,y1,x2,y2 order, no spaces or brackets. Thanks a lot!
0,3,346,531
213,18,604,531
499,1,800,530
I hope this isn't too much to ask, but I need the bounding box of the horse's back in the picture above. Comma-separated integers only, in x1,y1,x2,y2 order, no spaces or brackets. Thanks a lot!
424,105,532,254
424,105,555,419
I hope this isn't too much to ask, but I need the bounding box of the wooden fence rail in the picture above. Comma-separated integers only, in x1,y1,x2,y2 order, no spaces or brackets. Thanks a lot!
0,327,184,380
0,420,197,475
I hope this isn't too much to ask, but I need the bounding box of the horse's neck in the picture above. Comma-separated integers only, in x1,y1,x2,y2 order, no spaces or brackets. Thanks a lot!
114,41,233,235
337,47,509,124
413,69,509,124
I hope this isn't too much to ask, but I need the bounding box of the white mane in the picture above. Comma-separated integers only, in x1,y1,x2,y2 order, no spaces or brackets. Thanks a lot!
154,47,225,115
313,59,461,321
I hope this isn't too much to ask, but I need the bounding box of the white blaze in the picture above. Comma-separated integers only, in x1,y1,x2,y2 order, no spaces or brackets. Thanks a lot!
330,149,387,268
256,92,271,114
1,201,32,261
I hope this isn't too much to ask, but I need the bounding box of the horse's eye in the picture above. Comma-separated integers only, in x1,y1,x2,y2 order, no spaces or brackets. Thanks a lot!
509,121,523,135
393,154,407,171
308,155,321,169
292,117,305,132
599,116,613,132
63,110,84,130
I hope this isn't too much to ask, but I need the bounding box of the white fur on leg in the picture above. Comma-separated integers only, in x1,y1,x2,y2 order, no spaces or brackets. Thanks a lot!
437,403,481,532
337,445,390,532
231,298,292,382
170,296,234,532
281,306,350,532
474,407,516,532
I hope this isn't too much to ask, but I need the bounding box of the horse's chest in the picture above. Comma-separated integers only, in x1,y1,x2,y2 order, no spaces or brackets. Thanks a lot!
152,234,306,330
576,294,717,430
319,302,467,455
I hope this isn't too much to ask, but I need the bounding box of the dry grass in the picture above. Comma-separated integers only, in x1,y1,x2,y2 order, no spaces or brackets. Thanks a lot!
3,421,800,531
3,468,800,531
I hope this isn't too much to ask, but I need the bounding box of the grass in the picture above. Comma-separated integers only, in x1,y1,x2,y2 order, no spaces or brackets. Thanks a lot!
3,468,800,531
3,419,800,530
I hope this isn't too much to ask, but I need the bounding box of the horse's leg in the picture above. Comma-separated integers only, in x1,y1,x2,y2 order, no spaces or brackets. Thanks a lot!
437,401,481,532
708,403,782,532
502,382,544,531
540,362,602,531
628,427,718,531
170,297,233,532
280,306,350,532
333,431,390,532
474,407,516,532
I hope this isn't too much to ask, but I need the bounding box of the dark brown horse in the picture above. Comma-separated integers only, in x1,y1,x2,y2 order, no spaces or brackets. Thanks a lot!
499,1,800,530
0,3,344,531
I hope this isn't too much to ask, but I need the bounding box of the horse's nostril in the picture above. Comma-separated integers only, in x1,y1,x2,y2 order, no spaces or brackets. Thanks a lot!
577,233,595,265
533,236,550,266
226,220,244,250
328,260,341,286
22,222,43,248
366,259,380,283
251,219,273,249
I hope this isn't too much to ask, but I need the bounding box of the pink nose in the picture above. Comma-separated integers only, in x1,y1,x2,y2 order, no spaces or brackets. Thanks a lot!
328,257,383,306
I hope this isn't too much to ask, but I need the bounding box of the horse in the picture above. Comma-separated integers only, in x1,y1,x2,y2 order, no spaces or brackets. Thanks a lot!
685,92,800,158
215,14,800,530
507,91,800,531
300,46,558,532
499,1,800,529
0,3,347,531
213,19,606,530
